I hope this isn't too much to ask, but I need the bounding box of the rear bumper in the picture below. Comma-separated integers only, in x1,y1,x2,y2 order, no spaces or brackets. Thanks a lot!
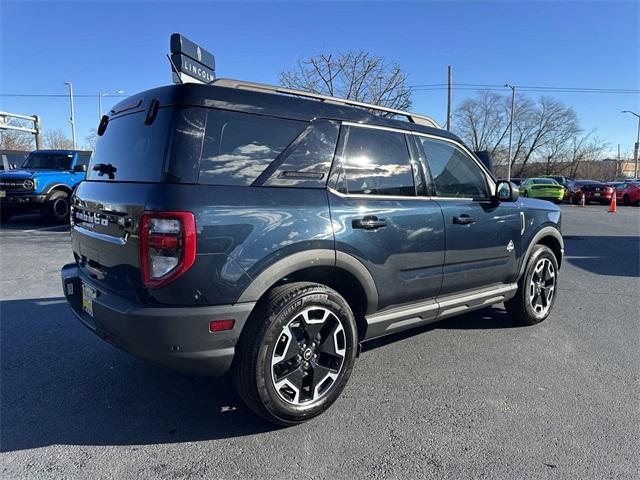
61,263,255,377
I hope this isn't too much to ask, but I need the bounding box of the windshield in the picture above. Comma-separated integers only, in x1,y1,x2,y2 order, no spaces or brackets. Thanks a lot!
22,152,74,170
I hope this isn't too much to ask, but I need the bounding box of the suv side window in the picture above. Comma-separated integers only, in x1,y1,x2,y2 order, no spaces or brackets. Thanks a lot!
418,137,489,199
199,110,306,186
76,153,92,166
338,126,415,197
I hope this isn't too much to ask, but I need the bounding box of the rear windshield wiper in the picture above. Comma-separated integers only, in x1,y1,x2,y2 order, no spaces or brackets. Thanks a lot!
92,163,117,180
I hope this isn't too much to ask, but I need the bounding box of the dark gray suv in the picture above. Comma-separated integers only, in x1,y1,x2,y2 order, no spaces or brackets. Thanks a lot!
61,79,563,425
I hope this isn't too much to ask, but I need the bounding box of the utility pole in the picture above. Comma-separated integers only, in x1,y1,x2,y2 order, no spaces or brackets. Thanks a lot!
446,65,452,131
504,84,516,181
621,110,640,179
64,81,76,149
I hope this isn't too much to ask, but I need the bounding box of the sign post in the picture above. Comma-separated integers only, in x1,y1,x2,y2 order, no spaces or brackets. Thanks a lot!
170,34,216,84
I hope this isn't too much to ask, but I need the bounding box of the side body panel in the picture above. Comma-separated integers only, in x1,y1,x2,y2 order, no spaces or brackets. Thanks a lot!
329,190,445,312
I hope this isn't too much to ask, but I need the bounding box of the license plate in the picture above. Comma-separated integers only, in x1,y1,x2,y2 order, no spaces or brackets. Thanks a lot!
0,191,5,198
82,283,97,317
594,193,600,197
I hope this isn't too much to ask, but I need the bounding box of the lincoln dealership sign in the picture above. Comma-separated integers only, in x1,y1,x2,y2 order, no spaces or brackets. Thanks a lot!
170,33,215,84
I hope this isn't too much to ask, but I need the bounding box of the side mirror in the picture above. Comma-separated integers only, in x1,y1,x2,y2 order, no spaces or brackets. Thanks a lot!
495,180,519,202
73,164,87,173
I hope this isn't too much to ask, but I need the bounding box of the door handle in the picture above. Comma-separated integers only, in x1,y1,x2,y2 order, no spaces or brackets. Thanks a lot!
352,216,387,230
453,214,475,225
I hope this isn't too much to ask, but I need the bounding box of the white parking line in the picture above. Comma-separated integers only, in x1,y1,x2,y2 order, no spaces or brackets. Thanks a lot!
22,225,70,233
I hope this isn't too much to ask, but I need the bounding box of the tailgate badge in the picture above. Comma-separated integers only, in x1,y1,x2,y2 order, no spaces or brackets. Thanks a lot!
506,240,515,253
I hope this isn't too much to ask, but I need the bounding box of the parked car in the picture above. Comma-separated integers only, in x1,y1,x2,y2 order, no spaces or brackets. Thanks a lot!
564,180,613,205
541,175,571,188
518,177,565,203
615,180,640,206
509,177,522,186
0,149,91,222
61,79,563,425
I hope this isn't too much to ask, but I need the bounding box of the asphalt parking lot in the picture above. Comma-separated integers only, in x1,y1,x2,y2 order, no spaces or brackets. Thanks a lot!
1,205,638,479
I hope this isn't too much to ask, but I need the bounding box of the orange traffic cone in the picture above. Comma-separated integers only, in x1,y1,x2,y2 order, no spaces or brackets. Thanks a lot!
580,193,586,207
608,192,617,213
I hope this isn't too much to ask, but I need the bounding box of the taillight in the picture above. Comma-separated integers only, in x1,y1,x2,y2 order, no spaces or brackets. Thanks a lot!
139,212,196,288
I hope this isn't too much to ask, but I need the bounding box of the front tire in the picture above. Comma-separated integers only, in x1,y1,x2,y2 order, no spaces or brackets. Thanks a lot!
233,282,358,426
505,245,559,326
41,190,70,223
623,194,630,206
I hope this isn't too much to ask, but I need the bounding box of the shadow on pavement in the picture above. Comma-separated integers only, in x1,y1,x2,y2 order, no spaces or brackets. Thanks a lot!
563,235,639,277
0,213,69,232
363,305,517,352
0,297,275,453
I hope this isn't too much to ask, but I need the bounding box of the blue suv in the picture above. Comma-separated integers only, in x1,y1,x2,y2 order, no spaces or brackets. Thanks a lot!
61,80,563,425
0,149,90,223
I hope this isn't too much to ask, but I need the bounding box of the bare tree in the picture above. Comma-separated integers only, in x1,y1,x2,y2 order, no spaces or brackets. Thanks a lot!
454,90,510,156
566,132,609,178
511,97,580,176
454,91,582,176
280,52,412,114
84,129,98,151
44,129,74,149
0,129,34,151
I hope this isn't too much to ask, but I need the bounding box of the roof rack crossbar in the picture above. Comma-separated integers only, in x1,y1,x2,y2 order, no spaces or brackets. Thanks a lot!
212,78,440,128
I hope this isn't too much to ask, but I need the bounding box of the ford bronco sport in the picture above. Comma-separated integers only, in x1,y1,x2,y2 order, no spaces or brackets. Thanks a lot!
61,79,563,425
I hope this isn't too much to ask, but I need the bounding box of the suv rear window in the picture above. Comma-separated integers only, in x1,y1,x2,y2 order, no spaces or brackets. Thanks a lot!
87,109,173,182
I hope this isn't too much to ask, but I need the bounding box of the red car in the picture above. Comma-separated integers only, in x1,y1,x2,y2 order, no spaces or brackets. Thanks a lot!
565,180,614,205
615,180,640,206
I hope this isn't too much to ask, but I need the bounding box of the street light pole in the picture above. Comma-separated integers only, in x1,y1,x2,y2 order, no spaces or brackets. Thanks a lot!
64,81,76,149
504,84,516,181
621,110,640,179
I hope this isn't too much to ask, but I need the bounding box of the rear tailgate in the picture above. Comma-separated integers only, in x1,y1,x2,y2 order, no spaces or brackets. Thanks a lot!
71,105,177,301
71,182,155,301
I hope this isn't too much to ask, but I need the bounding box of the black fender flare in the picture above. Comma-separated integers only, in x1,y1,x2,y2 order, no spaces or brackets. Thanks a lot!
519,226,564,277
42,183,73,200
237,249,379,314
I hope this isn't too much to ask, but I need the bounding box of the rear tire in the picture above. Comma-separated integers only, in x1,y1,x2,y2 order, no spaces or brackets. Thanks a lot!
505,245,559,326
41,190,70,224
232,282,358,426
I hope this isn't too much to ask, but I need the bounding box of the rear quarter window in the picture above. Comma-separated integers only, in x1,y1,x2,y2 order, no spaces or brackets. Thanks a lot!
198,110,306,186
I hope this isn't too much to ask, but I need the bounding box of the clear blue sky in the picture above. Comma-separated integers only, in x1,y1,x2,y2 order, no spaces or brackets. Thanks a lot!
1,1,639,155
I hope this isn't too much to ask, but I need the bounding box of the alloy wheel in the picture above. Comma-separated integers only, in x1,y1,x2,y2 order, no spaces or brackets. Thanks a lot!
529,258,556,316
270,307,346,405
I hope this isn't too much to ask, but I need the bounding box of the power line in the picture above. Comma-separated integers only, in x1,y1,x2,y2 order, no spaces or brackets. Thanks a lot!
410,83,639,94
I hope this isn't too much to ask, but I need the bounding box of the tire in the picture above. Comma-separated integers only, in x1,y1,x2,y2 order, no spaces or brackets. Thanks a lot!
569,194,575,205
623,194,630,206
41,190,70,223
233,282,358,426
505,245,559,326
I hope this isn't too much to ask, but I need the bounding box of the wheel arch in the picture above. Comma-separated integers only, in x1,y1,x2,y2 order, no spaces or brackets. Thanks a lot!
237,249,379,339
43,183,73,199
519,226,564,278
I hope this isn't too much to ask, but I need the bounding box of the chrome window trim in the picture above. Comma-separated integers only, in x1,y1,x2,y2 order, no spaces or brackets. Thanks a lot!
328,187,437,202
